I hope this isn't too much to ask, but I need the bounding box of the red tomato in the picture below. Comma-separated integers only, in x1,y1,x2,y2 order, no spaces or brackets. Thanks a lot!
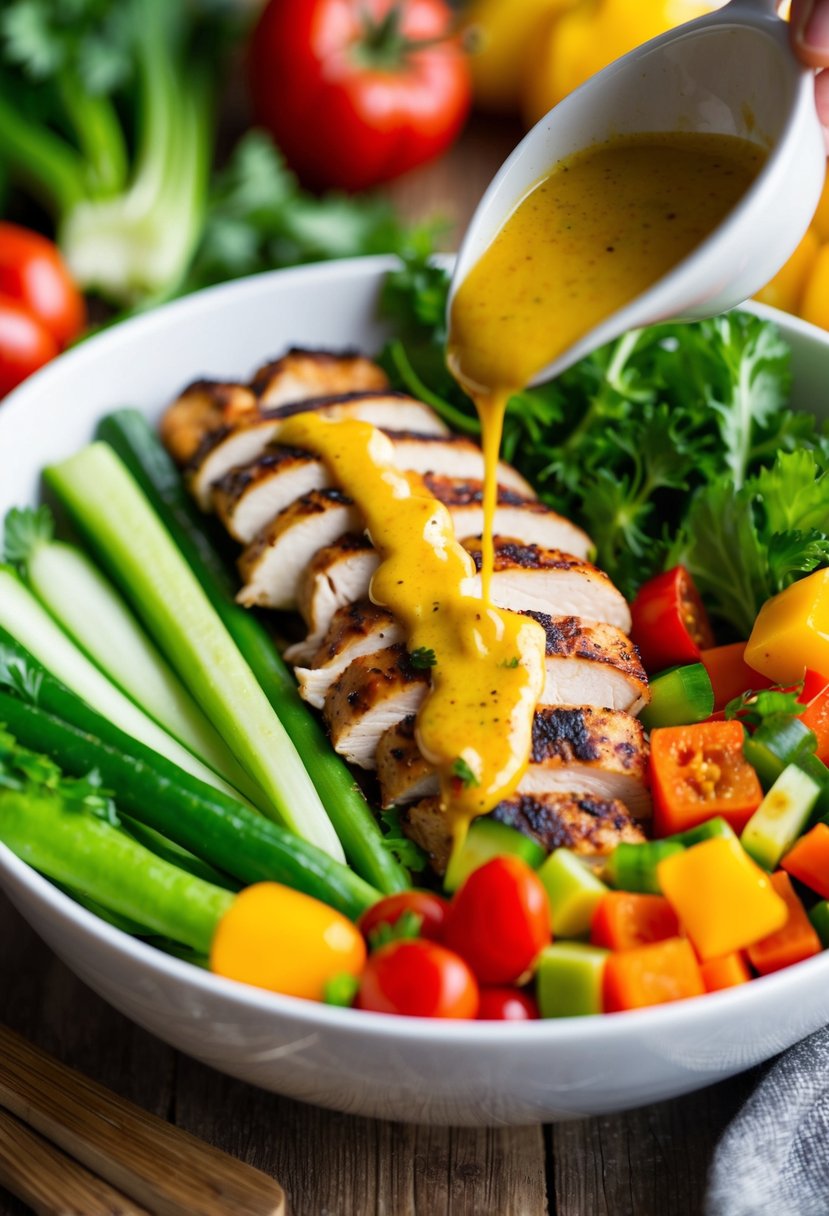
356,939,479,1018
358,890,449,943
630,566,714,675
476,988,539,1021
249,0,472,192
442,857,552,985
0,295,59,398
0,224,84,349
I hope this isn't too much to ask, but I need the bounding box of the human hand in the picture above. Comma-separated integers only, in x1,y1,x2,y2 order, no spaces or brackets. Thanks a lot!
791,0,829,142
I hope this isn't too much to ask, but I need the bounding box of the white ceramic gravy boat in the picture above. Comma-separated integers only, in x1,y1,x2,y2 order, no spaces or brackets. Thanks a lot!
449,0,825,384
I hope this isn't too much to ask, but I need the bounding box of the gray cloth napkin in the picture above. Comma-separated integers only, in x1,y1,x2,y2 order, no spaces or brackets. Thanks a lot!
707,1027,829,1216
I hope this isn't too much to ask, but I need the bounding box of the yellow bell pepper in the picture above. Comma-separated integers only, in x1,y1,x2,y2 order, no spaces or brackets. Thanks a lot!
754,228,821,314
657,837,788,961
210,882,366,1000
521,0,715,128
811,170,829,244
800,244,829,331
464,0,577,114
744,570,829,686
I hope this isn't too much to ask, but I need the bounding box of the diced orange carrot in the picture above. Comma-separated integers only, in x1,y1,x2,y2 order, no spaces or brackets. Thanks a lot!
747,871,822,976
699,643,773,713
699,952,752,993
590,891,678,951
603,938,705,1012
782,823,829,899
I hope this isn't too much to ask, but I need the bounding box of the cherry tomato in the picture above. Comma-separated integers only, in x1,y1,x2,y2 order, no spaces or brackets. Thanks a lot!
630,566,714,675
442,857,552,985
249,0,472,192
356,939,479,1018
0,295,59,399
0,224,84,349
476,987,539,1021
358,890,449,943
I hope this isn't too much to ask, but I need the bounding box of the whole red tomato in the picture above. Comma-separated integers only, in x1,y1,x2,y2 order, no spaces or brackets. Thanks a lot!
356,939,479,1018
477,988,539,1021
358,890,449,943
0,224,84,349
443,857,552,985
249,0,472,192
0,295,59,398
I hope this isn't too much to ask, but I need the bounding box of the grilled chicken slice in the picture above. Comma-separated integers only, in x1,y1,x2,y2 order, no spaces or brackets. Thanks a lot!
322,645,429,769
375,699,650,812
422,476,590,557
525,706,650,817
529,613,649,713
285,488,593,646
292,599,403,702
160,380,257,465
188,392,449,510
461,538,632,632
237,491,362,610
250,347,389,405
214,436,534,544
401,793,646,875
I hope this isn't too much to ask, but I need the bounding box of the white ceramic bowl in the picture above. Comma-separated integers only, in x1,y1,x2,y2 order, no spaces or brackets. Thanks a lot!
1,257,829,1126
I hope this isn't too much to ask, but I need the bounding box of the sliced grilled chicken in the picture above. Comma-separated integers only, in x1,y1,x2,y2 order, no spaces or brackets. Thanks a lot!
237,491,362,610
294,536,380,650
160,380,257,466
322,645,429,769
214,435,534,545
525,706,650,817
188,392,449,510
529,613,649,713
291,599,403,701
250,347,389,405
375,699,650,811
461,538,632,632
401,793,646,875
307,601,648,719
422,475,590,556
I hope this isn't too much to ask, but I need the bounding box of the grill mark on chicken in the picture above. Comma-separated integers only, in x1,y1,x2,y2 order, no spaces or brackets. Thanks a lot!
323,644,429,768
400,792,646,874
526,612,642,671
161,380,258,465
250,349,388,400
466,540,588,573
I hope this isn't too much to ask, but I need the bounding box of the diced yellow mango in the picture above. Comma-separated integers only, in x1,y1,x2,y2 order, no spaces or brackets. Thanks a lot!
811,168,829,243
800,244,829,332
755,227,820,314
657,837,788,961
745,570,829,685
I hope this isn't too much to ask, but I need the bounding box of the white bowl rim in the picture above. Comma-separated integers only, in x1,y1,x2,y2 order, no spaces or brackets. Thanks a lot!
1,253,828,1046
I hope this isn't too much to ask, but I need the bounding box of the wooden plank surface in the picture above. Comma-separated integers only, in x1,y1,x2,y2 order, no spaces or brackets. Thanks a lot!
0,119,765,1216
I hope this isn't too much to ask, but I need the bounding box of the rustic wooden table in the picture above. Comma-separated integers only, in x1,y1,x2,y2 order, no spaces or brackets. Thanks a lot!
0,115,768,1216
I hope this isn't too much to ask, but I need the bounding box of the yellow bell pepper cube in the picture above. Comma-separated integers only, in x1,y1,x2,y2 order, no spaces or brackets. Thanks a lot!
657,837,788,961
755,227,820,314
745,569,829,685
800,244,829,333
811,168,829,243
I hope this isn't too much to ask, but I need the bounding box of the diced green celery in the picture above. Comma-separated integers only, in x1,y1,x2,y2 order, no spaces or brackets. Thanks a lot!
809,900,829,948
671,817,737,847
444,818,545,893
797,753,829,821
537,848,607,936
605,840,685,894
639,663,714,731
536,943,609,1017
742,716,816,789
741,764,822,870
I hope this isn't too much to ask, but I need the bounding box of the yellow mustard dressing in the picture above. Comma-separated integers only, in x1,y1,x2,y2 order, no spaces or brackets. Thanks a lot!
448,131,766,593
277,414,547,826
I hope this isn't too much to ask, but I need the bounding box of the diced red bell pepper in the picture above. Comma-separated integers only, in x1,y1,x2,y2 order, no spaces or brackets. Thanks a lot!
699,643,774,713
630,566,714,675
798,671,829,764
650,720,764,837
